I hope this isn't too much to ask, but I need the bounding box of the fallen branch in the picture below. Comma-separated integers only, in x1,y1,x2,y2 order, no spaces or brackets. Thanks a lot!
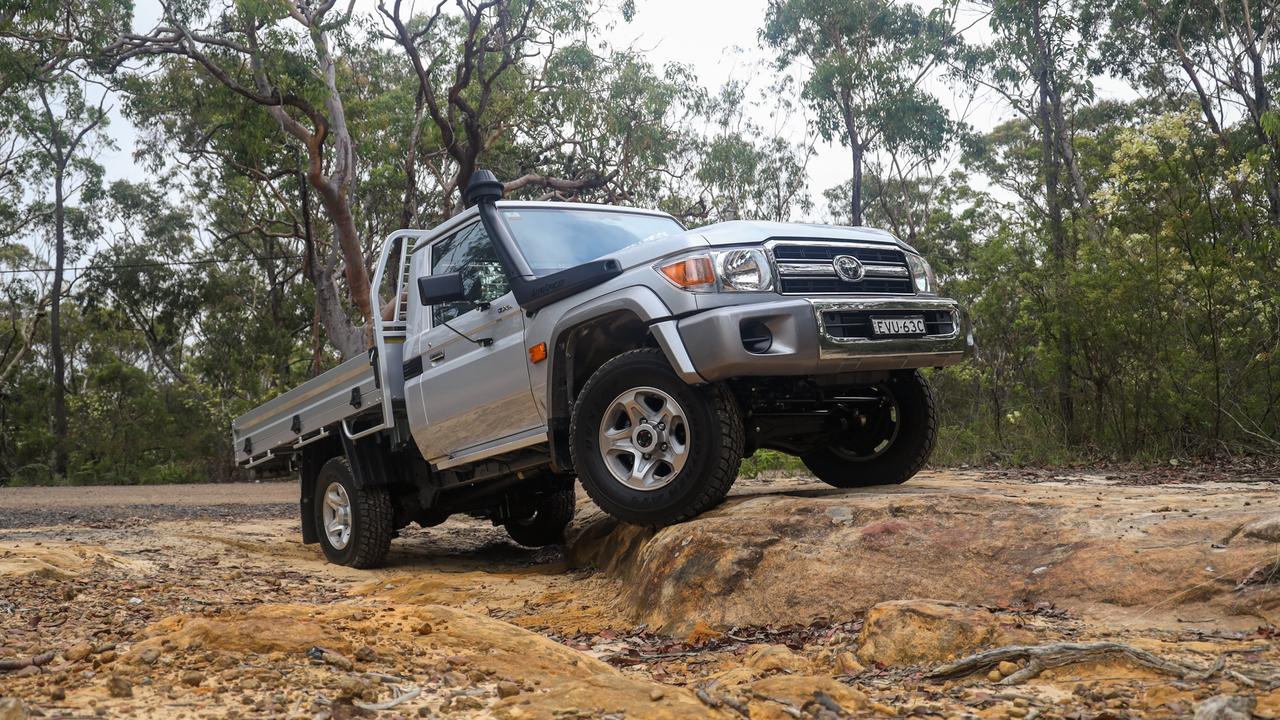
928,642,1201,684
353,671,422,710
0,650,56,672
354,685,421,711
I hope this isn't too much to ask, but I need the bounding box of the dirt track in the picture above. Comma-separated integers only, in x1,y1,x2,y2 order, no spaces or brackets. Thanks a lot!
1,470,1278,719
0,482,296,529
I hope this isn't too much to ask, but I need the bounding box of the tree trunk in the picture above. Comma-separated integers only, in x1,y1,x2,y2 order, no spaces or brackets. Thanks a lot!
1034,1,1074,437
51,161,68,479
299,172,365,360
850,141,864,226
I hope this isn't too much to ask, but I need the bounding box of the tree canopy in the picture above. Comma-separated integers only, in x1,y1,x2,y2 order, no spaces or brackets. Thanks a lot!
1,0,1278,484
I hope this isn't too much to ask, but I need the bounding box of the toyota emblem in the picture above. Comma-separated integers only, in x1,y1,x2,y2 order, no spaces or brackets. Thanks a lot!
832,254,865,282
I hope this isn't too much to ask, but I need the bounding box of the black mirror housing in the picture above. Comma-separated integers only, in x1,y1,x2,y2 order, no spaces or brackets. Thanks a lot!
418,272,466,305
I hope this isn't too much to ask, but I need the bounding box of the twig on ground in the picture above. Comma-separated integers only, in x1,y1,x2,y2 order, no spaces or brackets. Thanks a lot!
929,642,1204,684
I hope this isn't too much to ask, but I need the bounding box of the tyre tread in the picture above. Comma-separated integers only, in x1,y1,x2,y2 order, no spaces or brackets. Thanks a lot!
803,370,937,488
569,348,743,526
318,457,393,569
504,488,575,547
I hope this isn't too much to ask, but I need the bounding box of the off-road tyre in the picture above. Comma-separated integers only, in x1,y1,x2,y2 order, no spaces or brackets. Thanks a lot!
504,488,576,547
802,370,937,489
570,348,744,526
313,456,393,568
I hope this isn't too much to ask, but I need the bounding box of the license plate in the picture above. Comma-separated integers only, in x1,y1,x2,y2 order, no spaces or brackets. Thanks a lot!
870,316,927,336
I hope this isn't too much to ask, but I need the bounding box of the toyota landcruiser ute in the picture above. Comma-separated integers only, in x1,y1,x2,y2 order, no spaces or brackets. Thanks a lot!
232,171,974,568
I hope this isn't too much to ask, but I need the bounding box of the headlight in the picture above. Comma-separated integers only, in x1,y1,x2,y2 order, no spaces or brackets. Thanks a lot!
656,248,774,292
905,253,936,294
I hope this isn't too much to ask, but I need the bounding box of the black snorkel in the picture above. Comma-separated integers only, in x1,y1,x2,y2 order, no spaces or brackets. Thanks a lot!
466,169,623,314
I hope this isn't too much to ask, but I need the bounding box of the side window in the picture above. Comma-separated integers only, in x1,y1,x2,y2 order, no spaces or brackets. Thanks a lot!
429,223,509,326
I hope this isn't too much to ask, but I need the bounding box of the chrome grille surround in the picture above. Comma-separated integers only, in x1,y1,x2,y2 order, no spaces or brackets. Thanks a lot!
766,239,916,295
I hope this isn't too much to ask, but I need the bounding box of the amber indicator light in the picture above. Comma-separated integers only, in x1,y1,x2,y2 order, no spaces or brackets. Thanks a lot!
528,342,548,364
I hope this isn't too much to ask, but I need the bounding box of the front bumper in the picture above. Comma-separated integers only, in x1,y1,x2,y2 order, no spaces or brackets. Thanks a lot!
671,296,974,382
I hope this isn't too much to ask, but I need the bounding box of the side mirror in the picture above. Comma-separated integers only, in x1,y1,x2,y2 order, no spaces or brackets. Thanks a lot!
418,272,465,305
418,272,488,307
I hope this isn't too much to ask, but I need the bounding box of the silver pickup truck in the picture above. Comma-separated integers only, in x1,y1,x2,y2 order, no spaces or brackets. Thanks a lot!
232,171,973,567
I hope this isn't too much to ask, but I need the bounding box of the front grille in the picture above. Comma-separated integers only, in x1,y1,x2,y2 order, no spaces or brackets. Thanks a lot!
783,277,913,294
772,241,914,295
822,309,956,339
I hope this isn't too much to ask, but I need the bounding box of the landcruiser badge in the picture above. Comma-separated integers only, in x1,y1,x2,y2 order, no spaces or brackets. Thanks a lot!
832,254,865,282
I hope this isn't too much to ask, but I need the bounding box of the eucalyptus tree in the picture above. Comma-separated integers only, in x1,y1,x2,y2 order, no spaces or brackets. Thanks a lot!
682,79,813,224
109,0,376,358
762,0,959,226
11,79,113,478
1100,0,1280,233
953,0,1107,437
2,0,130,478
377,0,694,215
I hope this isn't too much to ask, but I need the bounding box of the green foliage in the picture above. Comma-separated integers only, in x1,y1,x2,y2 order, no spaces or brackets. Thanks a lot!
5,0,1280,485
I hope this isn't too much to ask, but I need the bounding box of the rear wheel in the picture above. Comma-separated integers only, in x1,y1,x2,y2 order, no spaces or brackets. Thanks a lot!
570,348,743,526
802,370,937,489
504,488,576,547
313,457,393,568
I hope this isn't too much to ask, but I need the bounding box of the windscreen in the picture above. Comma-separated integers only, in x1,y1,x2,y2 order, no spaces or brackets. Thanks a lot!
501,208,684,275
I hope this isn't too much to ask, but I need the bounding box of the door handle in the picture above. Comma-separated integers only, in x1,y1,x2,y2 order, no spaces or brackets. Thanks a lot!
428,351,446,363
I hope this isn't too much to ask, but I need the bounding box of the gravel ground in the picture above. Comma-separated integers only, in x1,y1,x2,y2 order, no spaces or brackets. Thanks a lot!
0,482,296,529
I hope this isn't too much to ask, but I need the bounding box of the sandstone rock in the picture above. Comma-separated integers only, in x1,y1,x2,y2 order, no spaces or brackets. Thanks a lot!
493,673,719,719
64,643,93,662
856,600,998,667
0,698,29,720
495,680,521,699
745,644,811,674
566,478,1280,634
128,606,339,660
833,651,865,675
1242,516,1280,543
1193,695,1256,720
997,660,1019,676
107,675,133,698
746,675,876,719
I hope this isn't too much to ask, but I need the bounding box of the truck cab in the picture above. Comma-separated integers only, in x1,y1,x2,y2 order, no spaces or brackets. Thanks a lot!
232,172,973,568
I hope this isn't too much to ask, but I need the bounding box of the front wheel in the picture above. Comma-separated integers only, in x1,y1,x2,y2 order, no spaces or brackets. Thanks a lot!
802,370,938,489
314,456,393,568
570,349,744,526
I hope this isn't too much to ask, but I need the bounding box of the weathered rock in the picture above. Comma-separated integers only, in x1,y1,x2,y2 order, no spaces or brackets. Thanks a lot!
181,671,205,687
856,600,998,667
1242,516,1280,543
0,698,29,720
833,651,865,676
63,643,93,662
492,673,721,719
746,675,879,719
128,606,338,658
495,680,521,699
1193,695,1256,720
106,675,133,698
744,644,811,674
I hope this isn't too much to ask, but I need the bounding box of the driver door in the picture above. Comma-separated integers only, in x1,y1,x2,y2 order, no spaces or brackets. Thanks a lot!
407,222,541,463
